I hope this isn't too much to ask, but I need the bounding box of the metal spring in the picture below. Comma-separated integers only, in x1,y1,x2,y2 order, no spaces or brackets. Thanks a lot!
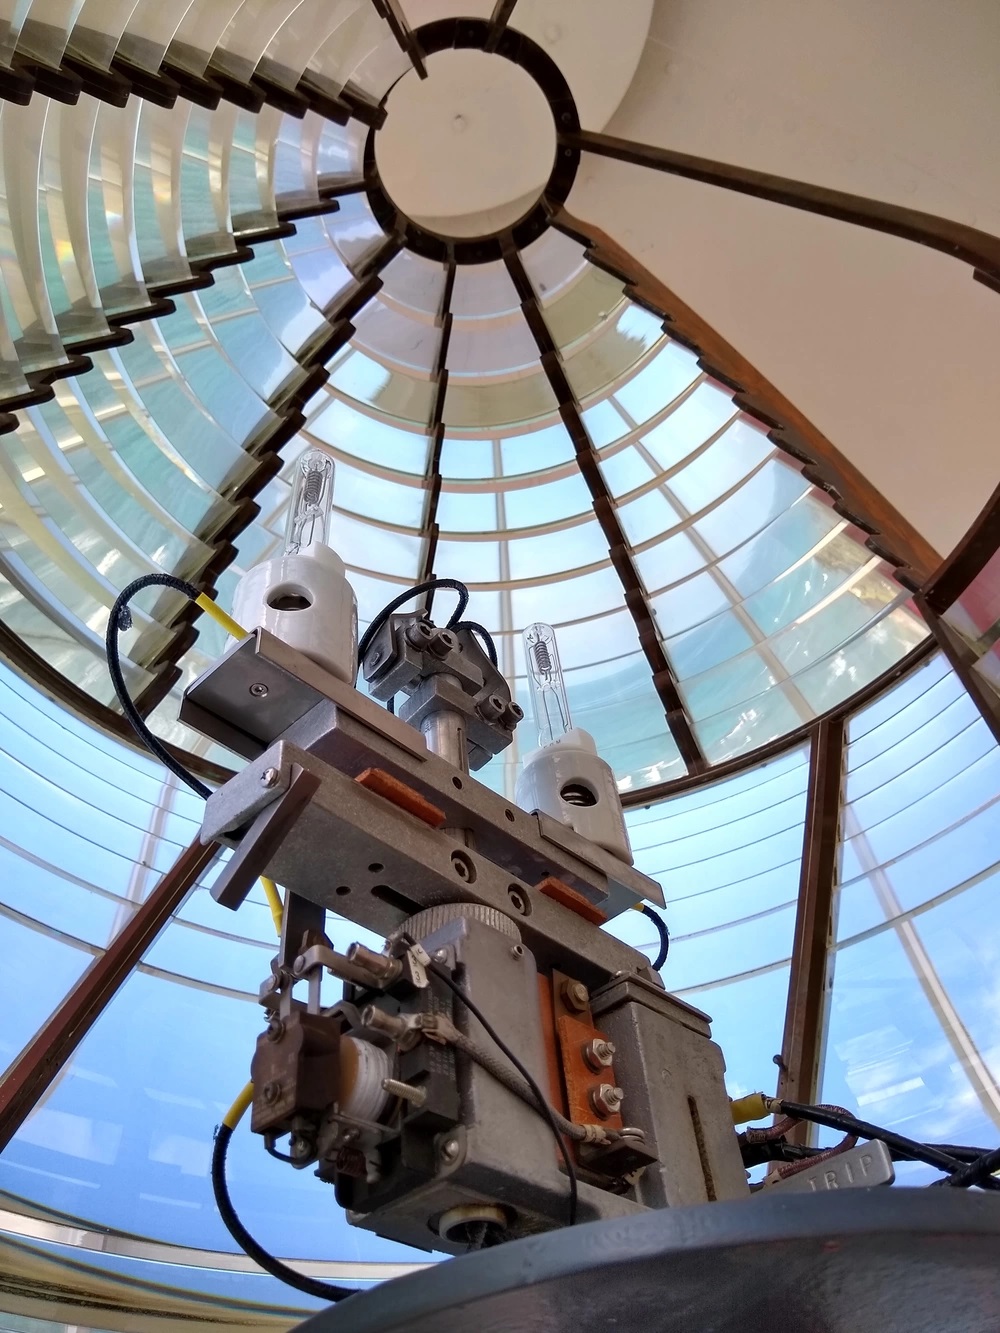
560,783,597,807
531,638,553,674
301,465,324,507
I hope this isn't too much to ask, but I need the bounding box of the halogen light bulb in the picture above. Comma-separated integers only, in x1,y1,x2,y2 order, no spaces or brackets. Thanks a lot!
284,449,335,555
524,621,572,748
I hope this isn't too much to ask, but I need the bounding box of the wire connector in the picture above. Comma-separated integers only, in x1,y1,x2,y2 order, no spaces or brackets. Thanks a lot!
731,1091,775,1124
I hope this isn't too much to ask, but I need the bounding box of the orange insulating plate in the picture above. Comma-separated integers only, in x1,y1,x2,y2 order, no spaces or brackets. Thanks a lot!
537,972,569,1123
556,1011,624,1133
538,875,608,926
355,768,446,828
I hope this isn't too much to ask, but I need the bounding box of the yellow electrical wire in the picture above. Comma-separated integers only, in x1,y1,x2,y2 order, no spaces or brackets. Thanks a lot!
260,876,284,937
194,584,283,1126
223,1080,255,1130
194,592,248,642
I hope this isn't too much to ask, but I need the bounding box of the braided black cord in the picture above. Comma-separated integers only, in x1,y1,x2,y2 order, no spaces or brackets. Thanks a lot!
105,574,211,798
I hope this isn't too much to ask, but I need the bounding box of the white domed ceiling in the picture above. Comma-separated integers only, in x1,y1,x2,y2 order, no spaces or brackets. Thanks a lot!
1,0,996,799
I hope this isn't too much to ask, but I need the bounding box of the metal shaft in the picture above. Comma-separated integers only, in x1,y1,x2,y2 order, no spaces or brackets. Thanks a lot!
421,705,469,773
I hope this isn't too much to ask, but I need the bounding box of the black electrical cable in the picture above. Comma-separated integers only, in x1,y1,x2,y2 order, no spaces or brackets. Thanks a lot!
401,937,579,1227
640,903,670,971
357,577,470,666
212,1123,355,1303
778,1100,1000,1189
942,1143,1000,1189
263,1135,297,1165
452,619,499,668
931,1143,996,1162
105,574,212,799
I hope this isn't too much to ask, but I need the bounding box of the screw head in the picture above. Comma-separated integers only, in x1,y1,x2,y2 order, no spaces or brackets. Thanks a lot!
433,948,449,963
249,681,269,698
369,649,383,665
440,1137,461,1162
262,1080,281,1104
507,886,529,915
260,766,279,788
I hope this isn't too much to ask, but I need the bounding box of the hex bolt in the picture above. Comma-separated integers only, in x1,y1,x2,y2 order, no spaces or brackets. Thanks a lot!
590,1084,625,1119
249,681,269,698
561,979,590,1013
582,1038,616,1071
260,766,279,788
440,1137,461,1163
262,1080,281,1104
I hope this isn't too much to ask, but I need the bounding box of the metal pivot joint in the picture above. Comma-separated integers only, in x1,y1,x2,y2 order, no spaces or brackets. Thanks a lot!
361,612,522,772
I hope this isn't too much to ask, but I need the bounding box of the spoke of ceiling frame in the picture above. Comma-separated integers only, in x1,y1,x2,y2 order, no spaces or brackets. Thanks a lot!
552,207,941,590
923,478,1000,617
0,837,218,1152
918,484,1000,746
418,255,457,617
502,241,706,775
371,0,428,78
776,715,845,1141
916,594,1000,751
485,0,520,51
560,130,1000,296
843,803,1000,1132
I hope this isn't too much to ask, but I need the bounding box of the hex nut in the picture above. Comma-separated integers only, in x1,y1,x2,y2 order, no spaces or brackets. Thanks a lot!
590,1083,624,1118
561,979,590,1013
582,1038,616,1071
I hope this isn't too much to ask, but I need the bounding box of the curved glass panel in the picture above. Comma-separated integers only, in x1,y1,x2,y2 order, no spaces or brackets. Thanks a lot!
614,744,809,1097
0,50,925,784
821,653,1000,1179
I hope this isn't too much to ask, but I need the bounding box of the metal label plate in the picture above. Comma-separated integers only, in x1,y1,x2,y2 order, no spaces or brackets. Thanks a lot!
768,1140,895,1193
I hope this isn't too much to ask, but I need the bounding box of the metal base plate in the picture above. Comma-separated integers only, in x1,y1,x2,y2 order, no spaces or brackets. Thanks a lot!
296,1190,1000,1333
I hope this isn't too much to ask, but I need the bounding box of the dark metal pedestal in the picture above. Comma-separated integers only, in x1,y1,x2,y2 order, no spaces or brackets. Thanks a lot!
297,1190,1000,1333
